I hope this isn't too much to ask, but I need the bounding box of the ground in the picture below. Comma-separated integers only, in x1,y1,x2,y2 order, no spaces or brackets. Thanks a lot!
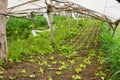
0,22,106,80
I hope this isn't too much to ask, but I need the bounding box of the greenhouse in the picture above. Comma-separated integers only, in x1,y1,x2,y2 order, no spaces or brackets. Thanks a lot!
0,0,120,79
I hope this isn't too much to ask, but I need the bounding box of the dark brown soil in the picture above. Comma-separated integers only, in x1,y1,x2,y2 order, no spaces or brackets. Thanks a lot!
0,23,106,80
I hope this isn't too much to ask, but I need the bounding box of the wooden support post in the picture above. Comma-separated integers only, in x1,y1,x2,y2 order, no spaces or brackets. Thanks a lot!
0,0,7,63
112,22,119,36
67,12,70,33
108,22,119,36
108,23,113,31
76,13,79,29
30,11,35,30
49,0,54,48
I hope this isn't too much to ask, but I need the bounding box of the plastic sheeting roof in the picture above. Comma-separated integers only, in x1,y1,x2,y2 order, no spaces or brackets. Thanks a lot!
67,0,120,23
8,0,120,23
8,0,47,13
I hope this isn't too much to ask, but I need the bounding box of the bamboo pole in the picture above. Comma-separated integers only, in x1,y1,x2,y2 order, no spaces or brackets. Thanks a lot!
0,0,7,63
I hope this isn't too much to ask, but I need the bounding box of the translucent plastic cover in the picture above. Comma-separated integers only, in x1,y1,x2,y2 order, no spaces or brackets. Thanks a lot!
8,0,120,23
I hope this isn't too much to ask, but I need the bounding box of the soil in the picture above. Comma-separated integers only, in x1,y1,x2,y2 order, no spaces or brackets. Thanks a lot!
0,23,106,80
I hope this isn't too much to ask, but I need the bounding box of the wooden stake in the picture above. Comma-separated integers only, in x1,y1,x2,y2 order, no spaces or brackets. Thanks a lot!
49,0,54,48
30,11,35,30
108,22,119,36
112,22,119,36
0,0,7,63
68,12,70,33
76,13,79,28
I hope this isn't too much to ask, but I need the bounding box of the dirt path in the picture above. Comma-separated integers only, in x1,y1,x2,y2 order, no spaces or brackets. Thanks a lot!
0,21,105,80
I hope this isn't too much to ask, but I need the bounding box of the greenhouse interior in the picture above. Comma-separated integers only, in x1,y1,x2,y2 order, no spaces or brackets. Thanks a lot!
0,0,120,80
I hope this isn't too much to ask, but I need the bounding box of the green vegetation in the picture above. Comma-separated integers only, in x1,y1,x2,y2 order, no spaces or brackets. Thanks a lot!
6,16,78,63
1,15,117,79
100,23,120,80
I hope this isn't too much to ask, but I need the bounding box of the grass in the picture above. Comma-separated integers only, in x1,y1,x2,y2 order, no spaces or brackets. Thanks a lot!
100,23,120,80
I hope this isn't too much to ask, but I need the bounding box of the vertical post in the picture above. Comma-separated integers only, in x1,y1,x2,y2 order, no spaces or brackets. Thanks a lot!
30,11,35,30
112,22,119,36
76,13,79,28
49,0,54,48
0,0,7,63
108,23,113,31
67,12,70,33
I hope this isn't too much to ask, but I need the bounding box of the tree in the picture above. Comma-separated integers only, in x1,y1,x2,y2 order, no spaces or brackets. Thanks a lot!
0,0,7,63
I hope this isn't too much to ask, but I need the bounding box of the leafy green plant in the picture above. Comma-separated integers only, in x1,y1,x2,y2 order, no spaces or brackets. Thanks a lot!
39,67,44,74
60,45,77,58
0,70,4,79
95,71,106,77
0,76,3,79
69,28,77,38
20,69,26,74
49,56,55,61
52,61,57,65
69,60,75,64
59,65,67,70
72,75,81,80
56,71,62,75
29,74,36,78
28,59,35,63
9,76,16,80
48,77,53,80
75,68,82,74
79,64,86,69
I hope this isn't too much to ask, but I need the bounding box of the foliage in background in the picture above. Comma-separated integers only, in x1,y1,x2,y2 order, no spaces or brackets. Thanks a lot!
6,16,48,40
5,16,81,63
100,23,120,80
